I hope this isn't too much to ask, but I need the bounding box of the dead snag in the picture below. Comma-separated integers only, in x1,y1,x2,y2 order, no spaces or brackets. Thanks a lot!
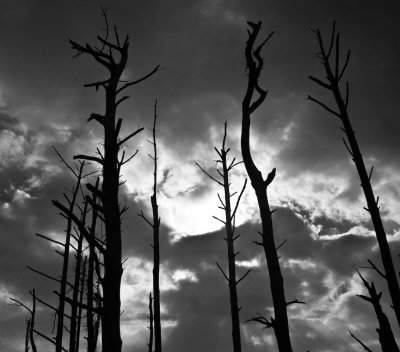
356,271,399,352
241,21,293,352
309,22,400,330
139,100,162,352
196,121,247,352
70,10,159,351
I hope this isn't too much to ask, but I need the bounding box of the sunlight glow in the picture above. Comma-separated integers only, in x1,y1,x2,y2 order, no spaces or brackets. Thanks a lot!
236,257,261,268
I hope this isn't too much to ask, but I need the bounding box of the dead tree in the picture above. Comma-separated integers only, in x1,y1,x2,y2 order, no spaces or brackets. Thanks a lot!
241,21,294,351
69,201,88,352
308,22,400,330
68,10,160,351
57,162,85,352
352,271,399,352
147,292,154,352
86,178,100,352
139,101,162,352
10,289,38,352
75,257,87,352
29,157,86,351
195,122,247,352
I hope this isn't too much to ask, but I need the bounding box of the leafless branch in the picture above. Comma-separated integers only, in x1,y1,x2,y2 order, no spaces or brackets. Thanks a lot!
231,179,247,220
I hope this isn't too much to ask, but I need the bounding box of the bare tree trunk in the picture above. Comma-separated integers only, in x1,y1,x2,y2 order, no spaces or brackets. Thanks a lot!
309,22,400,330
241,21,293,351
221,137,243,352
75,257,87,352
147,292,154,352
10,289,38,352
25,319,30,352
69,202,88,352
196,122,247,352
101,77,124,352
69,13,159,351
56,163,85,352
356,271,399,352
151,102,162,352
87,179,99,352
139,101,162,352
30,290,37,352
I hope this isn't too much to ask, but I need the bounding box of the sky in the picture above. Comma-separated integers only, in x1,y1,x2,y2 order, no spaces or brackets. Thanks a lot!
0,0,400,351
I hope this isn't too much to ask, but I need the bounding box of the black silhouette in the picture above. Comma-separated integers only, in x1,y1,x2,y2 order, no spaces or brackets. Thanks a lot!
196,122,247,352
308,22,400,331
147,292,154,352
10,289,37,352
241,21,295,351
86,178,101,352
29,156,86,351
350,270,400,352
139,100,162,352
66,9,160,351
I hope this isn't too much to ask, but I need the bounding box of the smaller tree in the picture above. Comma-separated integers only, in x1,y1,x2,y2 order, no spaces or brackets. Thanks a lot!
196,121,247,352
349,270,399,352
308,22,400,331
139,100,162,352
27,155,88,352
10,289,38,352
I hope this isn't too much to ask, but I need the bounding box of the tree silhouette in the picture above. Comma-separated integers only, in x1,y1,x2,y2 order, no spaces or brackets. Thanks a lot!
147,292,154,352
27,156,87,351
196,121,247,352
241,21,295,351
139,100,162,352
10,289,38,352
86,178,100,352
69,200,88,352
308,22,400,331
66,10,160,351
350,270,400,352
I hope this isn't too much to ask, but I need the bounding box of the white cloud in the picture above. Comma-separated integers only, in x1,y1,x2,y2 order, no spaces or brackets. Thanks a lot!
236,257,261,268
0,129,26,168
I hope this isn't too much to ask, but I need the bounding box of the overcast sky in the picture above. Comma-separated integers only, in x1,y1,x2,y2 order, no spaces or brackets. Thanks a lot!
1,1,400,351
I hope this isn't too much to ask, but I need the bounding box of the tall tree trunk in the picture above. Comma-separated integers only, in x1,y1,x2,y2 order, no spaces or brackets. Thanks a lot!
87,179,99,352
309,22,400,330
151,102,162,352
241,21,293,352
69,15,159,351
140,101,162,352
196,122,247,352
220,126,245,352
101,78,123,352
69,202,87,352
147,292,154,352
75,257,87,352
56,164,84,352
